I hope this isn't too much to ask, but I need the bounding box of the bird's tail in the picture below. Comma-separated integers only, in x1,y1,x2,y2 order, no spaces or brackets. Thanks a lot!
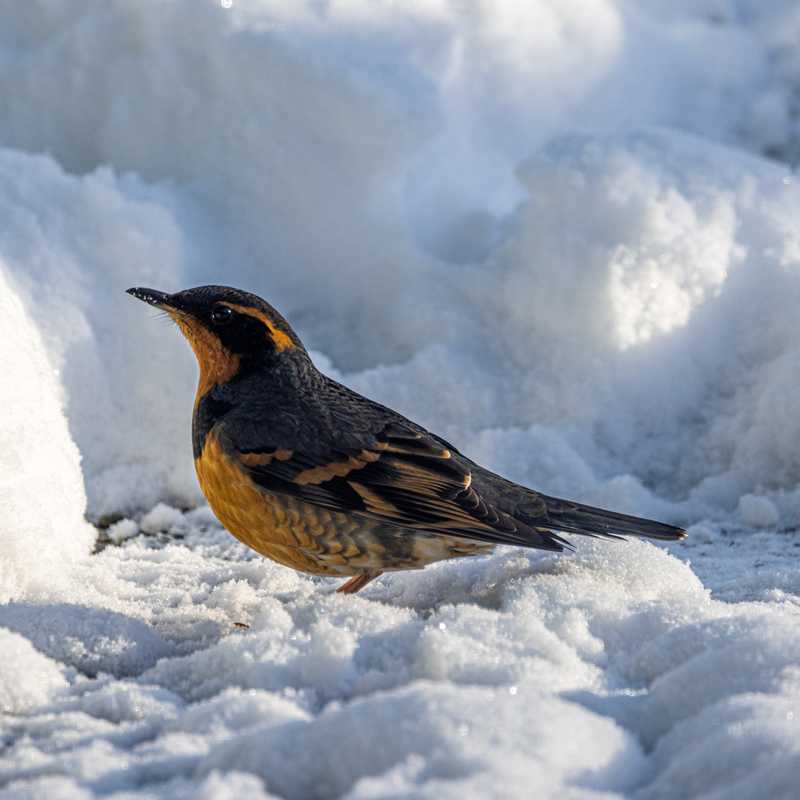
539,495,686,543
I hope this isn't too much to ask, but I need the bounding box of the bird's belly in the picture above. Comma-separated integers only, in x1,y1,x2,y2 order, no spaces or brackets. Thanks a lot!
194,433,445,575
195,437,355,574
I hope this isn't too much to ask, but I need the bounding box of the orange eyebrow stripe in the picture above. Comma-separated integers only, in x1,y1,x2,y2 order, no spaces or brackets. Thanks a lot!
219,302,295,352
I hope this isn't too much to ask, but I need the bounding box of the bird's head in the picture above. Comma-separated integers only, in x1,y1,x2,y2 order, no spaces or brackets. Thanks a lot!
127,285,306,389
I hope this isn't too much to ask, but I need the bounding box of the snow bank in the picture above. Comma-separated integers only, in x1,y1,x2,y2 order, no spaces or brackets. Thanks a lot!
0,3,799,523
0,267,94,602
344,129,800,529
0,150,198,514
0,1,798,523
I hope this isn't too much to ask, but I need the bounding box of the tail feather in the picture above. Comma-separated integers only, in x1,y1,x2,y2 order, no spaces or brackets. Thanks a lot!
539,495,687,543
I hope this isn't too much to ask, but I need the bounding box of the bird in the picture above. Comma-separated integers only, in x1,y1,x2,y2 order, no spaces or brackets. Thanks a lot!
127,285,686,594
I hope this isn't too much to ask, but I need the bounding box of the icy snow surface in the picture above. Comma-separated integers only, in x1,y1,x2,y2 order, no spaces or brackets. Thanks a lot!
2,1,800,798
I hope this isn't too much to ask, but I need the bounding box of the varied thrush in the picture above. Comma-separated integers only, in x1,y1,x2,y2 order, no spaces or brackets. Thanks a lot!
127,285,686,594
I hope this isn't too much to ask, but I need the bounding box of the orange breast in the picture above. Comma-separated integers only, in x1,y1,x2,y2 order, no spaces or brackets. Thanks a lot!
195,432,372,575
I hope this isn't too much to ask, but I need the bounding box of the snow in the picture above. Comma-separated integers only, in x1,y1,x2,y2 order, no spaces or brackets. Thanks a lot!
0,630,67,715
0,268,95,603
1,531,797,798
1,1,800,798
140,506,186,536
737,493,780,528
107,519,140,546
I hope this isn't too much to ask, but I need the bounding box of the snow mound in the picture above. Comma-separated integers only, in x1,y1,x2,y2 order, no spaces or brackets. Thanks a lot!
202,683,645,799
0,629,67,714
0,150,198,515
738,494,780,528
0,267,94,602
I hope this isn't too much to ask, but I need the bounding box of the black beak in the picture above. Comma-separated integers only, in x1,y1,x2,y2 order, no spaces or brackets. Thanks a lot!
126,287,174,309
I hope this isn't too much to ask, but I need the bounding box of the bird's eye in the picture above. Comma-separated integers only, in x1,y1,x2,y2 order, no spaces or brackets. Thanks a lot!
210,305,233,326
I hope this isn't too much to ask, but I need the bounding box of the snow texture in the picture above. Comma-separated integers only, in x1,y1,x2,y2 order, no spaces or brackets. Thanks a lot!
1,1,800,798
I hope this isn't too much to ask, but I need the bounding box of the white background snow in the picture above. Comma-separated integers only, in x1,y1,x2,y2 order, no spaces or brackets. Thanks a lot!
1,1,800,797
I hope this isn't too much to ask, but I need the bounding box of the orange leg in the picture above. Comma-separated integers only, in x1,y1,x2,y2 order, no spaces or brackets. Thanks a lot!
336,570,383,594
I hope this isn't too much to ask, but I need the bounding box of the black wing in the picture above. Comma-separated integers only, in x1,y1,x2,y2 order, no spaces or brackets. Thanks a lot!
224,419,571,552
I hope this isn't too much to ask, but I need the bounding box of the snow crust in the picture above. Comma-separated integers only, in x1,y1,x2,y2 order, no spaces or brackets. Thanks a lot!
2,2,800,798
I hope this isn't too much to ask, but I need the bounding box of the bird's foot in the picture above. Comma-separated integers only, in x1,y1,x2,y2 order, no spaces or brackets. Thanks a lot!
336,570,383,594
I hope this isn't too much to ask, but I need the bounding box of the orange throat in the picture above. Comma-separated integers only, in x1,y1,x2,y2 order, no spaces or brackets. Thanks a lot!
168,311,240,401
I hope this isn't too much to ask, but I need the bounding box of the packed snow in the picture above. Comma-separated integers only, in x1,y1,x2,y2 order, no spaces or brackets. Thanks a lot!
1,2,800,798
